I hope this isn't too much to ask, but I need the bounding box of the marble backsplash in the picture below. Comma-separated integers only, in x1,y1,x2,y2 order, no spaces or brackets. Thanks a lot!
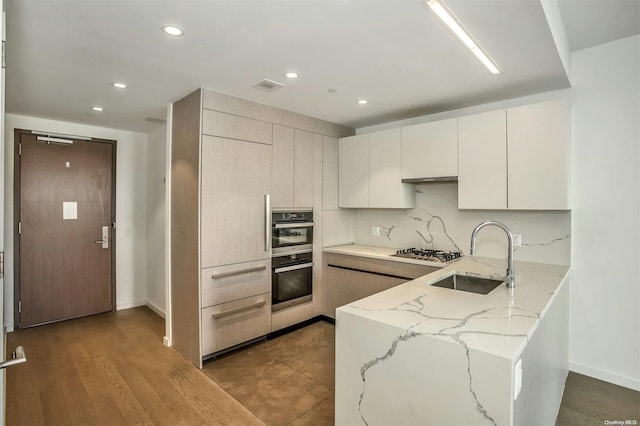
353,183,571,265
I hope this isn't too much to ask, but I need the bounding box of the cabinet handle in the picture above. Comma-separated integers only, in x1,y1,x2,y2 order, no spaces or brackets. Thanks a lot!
211,265,266,280
265,194,272,252
212,300,266,319
0,346,26,369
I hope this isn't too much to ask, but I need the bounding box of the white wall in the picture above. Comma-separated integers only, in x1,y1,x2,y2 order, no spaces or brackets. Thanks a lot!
569,35,640,391
146,124,166,317
4,114,149,329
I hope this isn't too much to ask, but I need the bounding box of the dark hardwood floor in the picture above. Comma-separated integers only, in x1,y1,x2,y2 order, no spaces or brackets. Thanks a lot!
5,307,639,425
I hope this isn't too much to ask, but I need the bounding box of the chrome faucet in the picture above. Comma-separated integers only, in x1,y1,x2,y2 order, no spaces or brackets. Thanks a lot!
470,221,515,288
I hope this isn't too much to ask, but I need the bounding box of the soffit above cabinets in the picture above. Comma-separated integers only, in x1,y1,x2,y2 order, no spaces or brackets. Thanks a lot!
5,0,636,133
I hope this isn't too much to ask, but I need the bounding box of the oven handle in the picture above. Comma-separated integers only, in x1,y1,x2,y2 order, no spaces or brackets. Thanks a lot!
265,194,272,252
273,222,314,229
274,262,314,274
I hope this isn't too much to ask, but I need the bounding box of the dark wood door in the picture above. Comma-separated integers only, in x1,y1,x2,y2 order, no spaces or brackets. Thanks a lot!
16,132,115,328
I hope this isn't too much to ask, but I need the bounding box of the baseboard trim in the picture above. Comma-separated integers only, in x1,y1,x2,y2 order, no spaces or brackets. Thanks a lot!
4,324,14,333
570,361,640,391
116,300,147,311
146,301,166,319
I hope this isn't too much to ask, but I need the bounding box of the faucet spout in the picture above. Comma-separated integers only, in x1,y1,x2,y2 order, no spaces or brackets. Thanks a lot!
470,221,515,288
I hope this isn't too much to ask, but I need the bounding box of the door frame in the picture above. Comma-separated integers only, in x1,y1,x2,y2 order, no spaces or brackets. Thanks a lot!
13,128,117,329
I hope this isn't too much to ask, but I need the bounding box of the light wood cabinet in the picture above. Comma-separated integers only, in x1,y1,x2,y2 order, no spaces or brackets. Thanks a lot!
507,100,570,210
172,88,354,367
401,118,458,180
339,130,414,208
272,125,295,208
294,129,315,208
458,110,507,209
200,136,272,268
171,89,273,367
271,126,315,208
323,252,438,318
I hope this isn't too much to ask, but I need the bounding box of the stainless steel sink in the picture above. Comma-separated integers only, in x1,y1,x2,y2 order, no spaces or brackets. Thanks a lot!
428,273,504,295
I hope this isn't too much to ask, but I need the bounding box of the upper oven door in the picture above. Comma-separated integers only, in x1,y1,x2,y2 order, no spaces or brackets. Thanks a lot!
272,222,313,254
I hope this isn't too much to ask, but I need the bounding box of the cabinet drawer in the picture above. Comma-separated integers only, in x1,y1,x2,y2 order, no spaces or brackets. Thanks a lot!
202,109,272,145
201,259,271,308
201,293,271,357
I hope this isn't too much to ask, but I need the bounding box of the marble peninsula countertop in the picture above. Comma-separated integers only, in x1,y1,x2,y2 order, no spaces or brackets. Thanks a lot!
334,247,570,361
323,243,448,268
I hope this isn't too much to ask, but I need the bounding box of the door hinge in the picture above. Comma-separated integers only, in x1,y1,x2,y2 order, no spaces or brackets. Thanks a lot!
18,143,22,156
18,301,21,313
2,40,5,69
0,252,4,278
18,221,21,235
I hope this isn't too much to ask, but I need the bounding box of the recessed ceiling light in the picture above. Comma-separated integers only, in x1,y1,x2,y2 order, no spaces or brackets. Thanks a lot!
425,0,501,75
162,25,184,37
112,82,127,89
92,106,104,112
285,72,299,79
357,99,368,105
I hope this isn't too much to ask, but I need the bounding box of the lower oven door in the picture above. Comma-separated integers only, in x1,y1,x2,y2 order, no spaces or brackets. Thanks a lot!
272,256,313,311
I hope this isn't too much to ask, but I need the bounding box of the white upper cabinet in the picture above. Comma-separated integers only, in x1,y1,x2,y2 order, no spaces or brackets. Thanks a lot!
458,110,507,209
369,129,415,208
339,130,415,209
401,118,458,180
339,134,369,208
507,100,571,210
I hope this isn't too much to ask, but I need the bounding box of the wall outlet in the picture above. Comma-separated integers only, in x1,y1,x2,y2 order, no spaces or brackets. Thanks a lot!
370,226,381,236
513,234,522,247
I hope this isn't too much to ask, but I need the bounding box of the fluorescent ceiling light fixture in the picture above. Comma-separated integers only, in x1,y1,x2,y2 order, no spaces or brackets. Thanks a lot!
162,25,184,37
112,82,127,89
91,106,104,112
357,99,368,105
285,72,299,79
425,0,501,75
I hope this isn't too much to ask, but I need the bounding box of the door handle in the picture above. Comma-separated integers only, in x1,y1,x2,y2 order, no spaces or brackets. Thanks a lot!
94,226,109,249
0,346,27,369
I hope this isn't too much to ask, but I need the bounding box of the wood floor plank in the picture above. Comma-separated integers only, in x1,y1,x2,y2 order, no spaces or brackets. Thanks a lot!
6,307,265,426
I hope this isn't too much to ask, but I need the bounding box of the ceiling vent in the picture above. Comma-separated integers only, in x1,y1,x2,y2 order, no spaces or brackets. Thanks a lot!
252,79,284,92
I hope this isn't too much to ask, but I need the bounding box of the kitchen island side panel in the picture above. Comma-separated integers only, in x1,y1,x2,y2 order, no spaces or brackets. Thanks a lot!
170,89,203,367
513,273,570,425
335,309,511,426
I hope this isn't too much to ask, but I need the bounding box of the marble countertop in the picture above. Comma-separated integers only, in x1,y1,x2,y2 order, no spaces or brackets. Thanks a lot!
336,254,570,361
323,244,448,268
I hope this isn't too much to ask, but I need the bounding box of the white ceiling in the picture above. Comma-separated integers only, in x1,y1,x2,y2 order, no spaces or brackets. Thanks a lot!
4,0,639,134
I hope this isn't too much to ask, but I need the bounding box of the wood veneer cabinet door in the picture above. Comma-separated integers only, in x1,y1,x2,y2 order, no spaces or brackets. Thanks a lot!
200,136,272,268
272,125,295,208
294,129,314,208
325,265,383,318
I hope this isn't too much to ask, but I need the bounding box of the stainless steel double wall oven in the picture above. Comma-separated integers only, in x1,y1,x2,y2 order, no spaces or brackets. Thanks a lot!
271,209,313,311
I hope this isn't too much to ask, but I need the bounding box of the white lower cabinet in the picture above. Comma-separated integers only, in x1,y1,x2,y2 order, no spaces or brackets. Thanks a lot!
201,293,271,356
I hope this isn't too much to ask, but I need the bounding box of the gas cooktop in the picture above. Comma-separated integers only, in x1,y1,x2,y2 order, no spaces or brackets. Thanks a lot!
391,248,463,263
